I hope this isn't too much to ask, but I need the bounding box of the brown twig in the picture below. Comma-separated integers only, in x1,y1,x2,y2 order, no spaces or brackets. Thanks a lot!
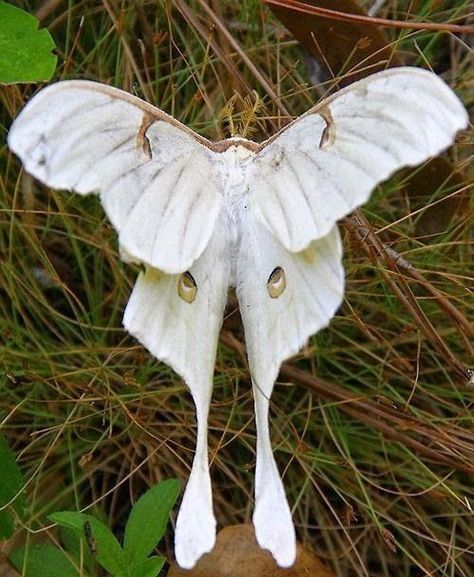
346,211,471,383
382,245,474,352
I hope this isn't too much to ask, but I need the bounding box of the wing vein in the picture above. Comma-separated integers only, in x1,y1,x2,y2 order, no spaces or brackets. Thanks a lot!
300,150,350,205
285,156,318,227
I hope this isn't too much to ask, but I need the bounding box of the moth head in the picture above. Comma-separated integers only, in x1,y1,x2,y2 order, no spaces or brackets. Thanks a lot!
214,137,258,158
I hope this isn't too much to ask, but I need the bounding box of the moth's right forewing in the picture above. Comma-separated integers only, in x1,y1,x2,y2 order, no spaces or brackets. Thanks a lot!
251,67,468,253
8,81,222,274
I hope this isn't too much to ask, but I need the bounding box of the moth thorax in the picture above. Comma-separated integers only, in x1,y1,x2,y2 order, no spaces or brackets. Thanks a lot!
178,271,197,303
267,267,286,298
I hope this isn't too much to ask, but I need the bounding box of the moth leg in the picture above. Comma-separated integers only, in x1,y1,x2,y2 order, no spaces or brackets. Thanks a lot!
175,383,216,568
252,379,296,567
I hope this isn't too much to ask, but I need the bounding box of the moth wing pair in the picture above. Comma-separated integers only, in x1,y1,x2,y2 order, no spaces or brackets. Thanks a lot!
8,67,468,568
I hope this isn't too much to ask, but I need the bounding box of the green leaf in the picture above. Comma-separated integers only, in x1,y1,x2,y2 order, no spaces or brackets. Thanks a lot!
130,555,166,577
58,525,82,559
0,510,14,541
84,517,125,576
0,2,57,84
0,434,27,539
9,543,79,577
49,511,87,532
123,479,180,564
50,511,125,575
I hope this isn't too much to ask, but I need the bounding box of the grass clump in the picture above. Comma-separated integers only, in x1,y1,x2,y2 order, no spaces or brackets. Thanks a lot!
1,1,473,576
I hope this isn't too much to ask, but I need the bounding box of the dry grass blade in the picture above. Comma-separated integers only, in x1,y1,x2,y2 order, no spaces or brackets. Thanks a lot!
267,0,403,86
174,0,256,99
382,246,474,349
101,0,153,102
346,211,471,383
220,333,474,473
196,0,291,116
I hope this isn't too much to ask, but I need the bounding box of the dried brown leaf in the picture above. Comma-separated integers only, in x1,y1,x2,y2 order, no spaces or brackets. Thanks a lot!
167,524,335,577
267,0,402,85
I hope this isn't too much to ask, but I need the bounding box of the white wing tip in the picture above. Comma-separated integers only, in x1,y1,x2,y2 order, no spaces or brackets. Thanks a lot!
253,518,297,568
174,492,216,569
175,528,216,570
253,457,297,568
379,66,469,128
273,543,298,568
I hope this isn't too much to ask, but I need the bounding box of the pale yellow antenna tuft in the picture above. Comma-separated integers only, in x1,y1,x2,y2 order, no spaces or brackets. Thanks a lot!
218,91,264,138
218,95,239,137
237,90,264,138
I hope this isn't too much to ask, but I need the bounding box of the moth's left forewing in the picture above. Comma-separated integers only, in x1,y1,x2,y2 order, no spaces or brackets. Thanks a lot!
251,67,468,254
8,81,223,275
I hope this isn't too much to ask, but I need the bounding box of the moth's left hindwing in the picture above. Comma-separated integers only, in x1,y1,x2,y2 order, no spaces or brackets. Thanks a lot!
8,81,222,274
123,220,231,569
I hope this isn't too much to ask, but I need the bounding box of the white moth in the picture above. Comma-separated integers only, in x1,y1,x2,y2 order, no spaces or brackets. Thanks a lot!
8,67,468,569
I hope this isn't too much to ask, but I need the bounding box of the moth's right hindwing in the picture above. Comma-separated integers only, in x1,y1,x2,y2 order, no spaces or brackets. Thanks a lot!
237,215,344,395
236,211,344,567
8,81,222,274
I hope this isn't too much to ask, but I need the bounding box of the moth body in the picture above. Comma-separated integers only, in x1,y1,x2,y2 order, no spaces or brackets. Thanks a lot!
217,144,256,286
